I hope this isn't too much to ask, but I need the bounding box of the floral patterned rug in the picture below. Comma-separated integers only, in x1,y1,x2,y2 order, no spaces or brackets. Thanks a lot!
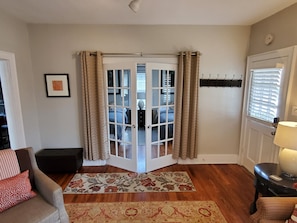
65,201,227,223
63,172,196,194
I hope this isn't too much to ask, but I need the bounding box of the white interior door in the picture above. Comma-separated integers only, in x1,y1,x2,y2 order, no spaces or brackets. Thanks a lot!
239,47,294,173
105,63,138,172
146,63,177,172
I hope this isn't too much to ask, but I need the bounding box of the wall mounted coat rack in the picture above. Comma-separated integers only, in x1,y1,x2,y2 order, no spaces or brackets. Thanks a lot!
199,79,242,87
199,74,242,87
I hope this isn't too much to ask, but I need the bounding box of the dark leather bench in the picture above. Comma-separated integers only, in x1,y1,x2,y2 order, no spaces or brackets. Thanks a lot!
35,148,83,173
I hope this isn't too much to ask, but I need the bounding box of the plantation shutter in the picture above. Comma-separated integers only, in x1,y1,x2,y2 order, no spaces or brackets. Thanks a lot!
248,68,283,123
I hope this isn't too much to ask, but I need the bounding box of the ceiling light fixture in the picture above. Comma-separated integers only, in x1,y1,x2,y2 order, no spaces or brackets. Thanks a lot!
129,0,142,13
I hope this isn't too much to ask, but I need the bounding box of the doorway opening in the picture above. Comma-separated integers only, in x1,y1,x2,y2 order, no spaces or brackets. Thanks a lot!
0,80,10,149
105,62,177,173
0,51,26,150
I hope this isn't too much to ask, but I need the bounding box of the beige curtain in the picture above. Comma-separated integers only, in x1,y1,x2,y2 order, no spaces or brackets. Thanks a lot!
173,51,200,159
81,51,109,160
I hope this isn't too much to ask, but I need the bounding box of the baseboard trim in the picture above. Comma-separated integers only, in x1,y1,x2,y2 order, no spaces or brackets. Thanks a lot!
83,159,106,166
178,154,239,164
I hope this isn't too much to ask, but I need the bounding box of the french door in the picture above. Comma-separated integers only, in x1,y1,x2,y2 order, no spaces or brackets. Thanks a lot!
239,47,294,173
145,63,177,172
104,62,177,173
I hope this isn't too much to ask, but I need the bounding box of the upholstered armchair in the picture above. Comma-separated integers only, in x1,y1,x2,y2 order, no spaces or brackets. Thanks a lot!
250,197,297,223
0,147,69,223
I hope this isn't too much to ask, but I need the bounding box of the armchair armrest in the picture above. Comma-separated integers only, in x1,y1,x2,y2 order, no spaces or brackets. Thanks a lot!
22,147,69,223
250,197,297,223
34,168,69,223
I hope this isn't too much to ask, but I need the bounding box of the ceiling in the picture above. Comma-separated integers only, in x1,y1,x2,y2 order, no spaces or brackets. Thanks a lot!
0,0,297,25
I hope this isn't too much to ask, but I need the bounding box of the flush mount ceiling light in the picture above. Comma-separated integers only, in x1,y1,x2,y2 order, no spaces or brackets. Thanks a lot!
129,0,142,13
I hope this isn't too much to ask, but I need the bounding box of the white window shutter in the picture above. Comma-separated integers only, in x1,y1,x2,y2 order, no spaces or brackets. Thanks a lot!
248,68,283,123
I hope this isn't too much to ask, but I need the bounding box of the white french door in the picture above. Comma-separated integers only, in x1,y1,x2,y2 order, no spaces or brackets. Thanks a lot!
104,63,138,172
239,47,295,173
104,62,177,173
145,63,177,172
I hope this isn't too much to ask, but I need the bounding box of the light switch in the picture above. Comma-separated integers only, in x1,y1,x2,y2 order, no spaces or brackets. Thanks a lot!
292,106,297,116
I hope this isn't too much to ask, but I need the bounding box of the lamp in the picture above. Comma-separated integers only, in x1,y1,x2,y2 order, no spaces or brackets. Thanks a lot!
129,0,142,13
274,121,297,177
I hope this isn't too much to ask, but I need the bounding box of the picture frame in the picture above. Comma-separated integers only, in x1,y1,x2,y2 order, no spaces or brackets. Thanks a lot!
44,74,70,97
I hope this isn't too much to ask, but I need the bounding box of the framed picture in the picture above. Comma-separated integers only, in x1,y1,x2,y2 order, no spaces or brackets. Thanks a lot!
44,74,70,97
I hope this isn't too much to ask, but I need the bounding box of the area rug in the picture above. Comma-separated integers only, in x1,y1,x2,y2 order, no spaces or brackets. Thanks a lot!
65,201,227,223
63,172,196,194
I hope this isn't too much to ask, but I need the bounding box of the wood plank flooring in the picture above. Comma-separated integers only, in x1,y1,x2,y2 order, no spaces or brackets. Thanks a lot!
48,164,255,223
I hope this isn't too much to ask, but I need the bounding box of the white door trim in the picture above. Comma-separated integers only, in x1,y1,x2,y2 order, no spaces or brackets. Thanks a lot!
0,51,26,148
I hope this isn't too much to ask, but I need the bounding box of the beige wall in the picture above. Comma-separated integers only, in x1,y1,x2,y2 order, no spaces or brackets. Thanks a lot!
28,24,250,160
248,3,297,123
249,3,297,55
0,9,41,151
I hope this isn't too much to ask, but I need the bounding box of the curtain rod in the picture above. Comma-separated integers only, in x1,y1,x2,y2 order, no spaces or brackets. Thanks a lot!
76,51,201,57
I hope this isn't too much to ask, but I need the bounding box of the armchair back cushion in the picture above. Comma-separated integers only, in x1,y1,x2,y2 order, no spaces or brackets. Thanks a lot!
15,149,35,188
0,149,20,180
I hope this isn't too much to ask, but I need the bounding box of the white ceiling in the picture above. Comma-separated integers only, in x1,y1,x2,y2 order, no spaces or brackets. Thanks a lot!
0,0,297,25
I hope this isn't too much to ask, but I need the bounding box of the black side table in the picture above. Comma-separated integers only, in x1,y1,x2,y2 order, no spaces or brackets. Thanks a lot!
250,163,297,214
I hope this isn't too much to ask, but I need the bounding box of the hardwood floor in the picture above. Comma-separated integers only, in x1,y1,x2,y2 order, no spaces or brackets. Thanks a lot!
48,164,255,223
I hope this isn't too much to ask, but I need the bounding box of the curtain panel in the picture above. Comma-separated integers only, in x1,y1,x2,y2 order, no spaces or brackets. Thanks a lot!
173,52,200,159
80,51,109,160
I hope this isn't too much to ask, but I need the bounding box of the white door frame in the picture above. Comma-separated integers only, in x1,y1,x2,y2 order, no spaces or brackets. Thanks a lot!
0,51,26,148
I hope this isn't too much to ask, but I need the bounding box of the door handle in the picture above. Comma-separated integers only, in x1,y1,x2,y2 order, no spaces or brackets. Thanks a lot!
271,117,279,135
272,117,279,129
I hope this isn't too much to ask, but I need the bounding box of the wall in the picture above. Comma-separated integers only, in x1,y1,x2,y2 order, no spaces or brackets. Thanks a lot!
0,9,41,151
249,3,297,55
28,24,250,162
248,3,297,123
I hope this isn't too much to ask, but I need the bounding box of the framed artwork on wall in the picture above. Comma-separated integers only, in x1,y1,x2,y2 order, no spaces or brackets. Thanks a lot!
44,73,70,97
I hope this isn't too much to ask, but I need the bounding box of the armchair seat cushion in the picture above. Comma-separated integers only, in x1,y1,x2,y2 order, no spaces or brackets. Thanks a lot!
0,194,60,223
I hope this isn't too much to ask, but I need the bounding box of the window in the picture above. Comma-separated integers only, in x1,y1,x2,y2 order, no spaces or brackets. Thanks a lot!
248,68,283,123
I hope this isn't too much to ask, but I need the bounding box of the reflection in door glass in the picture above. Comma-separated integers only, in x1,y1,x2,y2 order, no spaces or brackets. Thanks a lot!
150,68,175,159
107,68,132,160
